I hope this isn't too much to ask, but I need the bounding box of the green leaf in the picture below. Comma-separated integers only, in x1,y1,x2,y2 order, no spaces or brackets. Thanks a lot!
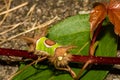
95,23,117,57
81,23,117,80
48,14,90,55
13,15,117,80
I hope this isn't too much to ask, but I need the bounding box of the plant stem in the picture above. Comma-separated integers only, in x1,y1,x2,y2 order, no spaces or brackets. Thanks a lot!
71,55,120,64
89,22,103,55
0,48,120,64
0,48,38,59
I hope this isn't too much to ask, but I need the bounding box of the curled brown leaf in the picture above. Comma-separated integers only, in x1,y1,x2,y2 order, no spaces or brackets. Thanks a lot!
90,0,120,36
89,3,107,38
108,0,120,35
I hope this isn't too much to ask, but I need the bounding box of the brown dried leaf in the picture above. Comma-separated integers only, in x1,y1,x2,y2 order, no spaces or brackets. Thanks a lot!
108,0,120,35
89,3,107,38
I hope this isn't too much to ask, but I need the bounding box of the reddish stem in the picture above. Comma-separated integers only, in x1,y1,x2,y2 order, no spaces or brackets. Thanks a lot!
71,55,120,64
89,22,103,55
0,48,38,59
0,48,120,65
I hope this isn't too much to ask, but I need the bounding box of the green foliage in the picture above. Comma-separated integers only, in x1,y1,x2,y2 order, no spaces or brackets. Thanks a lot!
48,14,90,55
81,23,117,80
13,14,117,80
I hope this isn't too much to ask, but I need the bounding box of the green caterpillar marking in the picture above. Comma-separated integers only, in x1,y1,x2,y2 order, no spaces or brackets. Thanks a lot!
36,37,60,56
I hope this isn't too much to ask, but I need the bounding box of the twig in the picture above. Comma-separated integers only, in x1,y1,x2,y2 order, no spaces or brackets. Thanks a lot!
0,22,22,35
27,4,36,16
26,4,37,22
0,2,28,16
0,19,29,35
0,0,12,26
0,16,59,45
0,6,5,12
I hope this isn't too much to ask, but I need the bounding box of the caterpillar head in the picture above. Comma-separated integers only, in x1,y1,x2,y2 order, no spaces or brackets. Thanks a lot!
49,46,75,66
